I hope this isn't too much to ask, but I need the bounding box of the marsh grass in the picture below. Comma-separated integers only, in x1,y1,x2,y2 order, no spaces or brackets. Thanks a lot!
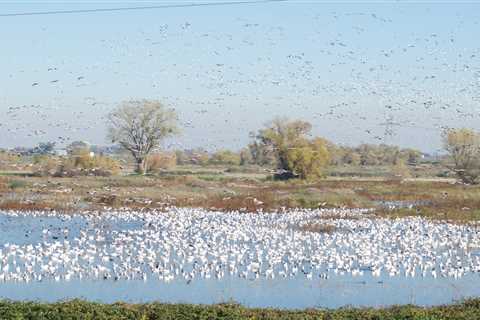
0,170,479,222
298,223,337,234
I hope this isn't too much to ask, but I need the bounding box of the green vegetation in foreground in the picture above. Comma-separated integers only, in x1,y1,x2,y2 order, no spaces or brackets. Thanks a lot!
1,299,480,320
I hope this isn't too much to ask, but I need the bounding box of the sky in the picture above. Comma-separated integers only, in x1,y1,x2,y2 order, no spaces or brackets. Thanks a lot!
0,0,479,153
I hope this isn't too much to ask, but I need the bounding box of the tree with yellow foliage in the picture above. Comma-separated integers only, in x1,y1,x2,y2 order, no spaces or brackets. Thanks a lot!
286,137,330,180
252,118,330,180
443,128,480,184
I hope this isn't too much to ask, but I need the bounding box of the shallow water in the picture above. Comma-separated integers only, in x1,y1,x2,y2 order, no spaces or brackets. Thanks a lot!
2,274,480,309
0,209,479,309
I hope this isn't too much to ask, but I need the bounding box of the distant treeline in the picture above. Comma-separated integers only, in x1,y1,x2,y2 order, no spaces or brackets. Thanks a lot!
1,138,429,169
171,144,425,167
0,139,430,179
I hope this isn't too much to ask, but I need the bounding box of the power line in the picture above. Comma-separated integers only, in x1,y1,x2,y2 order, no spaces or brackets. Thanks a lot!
0,0,288,17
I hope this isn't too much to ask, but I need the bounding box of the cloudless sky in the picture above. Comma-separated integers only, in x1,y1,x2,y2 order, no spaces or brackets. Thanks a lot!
1,1,479,153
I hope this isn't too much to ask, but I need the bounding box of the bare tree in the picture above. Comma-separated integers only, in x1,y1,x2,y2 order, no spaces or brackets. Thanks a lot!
107,100,179,174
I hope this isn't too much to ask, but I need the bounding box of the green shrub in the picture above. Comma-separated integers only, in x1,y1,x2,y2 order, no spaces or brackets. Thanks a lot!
0,299,479,319
7,180,27,190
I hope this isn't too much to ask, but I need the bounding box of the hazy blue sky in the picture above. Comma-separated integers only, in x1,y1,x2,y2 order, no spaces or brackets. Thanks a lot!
1,1,479,153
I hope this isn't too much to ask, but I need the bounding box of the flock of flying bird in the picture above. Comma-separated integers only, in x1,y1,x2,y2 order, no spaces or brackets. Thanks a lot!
0,207,479,284
1,5,479,151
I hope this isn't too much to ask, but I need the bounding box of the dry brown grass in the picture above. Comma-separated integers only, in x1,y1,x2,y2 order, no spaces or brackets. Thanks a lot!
170,189,277,212
0,177,8,192
147,152,177,172
0,200,61,211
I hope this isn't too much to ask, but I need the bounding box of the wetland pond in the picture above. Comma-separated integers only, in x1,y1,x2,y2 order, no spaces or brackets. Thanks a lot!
0,208,479,309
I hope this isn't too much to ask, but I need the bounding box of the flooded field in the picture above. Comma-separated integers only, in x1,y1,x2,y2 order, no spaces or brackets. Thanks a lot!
0,208,480,309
